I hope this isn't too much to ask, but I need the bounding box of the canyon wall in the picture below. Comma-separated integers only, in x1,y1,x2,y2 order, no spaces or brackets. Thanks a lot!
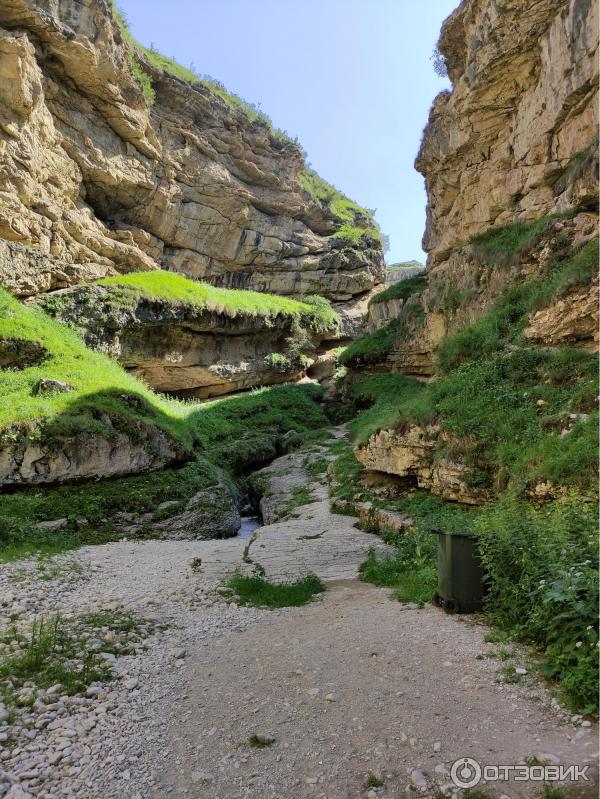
0,0,383,302
350,0,598,505
417,0,598,267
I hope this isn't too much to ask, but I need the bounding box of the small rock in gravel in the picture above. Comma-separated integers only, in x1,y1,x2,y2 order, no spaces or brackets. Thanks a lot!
581,720,592,728
124,678,139,690
534,753,560,765
168,648,186,660
410,769,428,788
325,692,337,702
307,688,320,698
191,770,215,784
515,667,528,675
433,741,441,753
6,786,35,799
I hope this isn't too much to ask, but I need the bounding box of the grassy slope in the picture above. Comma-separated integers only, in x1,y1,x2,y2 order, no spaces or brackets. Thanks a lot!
368,273,427,305
345,236,598,494
0,381,328,559
0,287,185,441
0,284,332,559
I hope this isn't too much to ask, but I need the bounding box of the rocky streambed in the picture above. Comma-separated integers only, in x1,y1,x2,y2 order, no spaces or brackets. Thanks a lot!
0,429,597,799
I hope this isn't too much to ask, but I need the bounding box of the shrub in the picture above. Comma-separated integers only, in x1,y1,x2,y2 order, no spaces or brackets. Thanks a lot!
476,498,598,713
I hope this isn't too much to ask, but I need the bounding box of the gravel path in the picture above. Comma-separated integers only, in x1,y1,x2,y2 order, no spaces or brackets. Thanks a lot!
0,434,597,799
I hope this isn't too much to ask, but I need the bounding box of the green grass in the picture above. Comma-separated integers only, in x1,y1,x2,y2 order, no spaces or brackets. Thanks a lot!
0,382,330,560
369,274,427,305
223,572,325,608
437,238,598,373
298,168,381,247
331,224,380,248
363,773,384,790
346,374,426,443
339,301,425,368
341,239,599,495
0,285,187,442
0,277,335,445
92,272,339,333
298,169,371,225
468,211,576,266
0,616,110,697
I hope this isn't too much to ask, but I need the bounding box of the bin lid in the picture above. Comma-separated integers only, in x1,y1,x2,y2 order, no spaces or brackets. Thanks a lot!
430,527,477,538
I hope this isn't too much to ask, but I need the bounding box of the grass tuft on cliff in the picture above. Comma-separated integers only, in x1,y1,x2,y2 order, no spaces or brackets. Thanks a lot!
298,168,380,246
339,301,425,368
468,210,577,267
93,271,340,333
436,237,598,373
111,2,300,148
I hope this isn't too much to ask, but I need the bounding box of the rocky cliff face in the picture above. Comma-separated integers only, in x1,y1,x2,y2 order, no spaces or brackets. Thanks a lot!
35,282,331,399
0,0,383,302
417,0,598,267
349,0,599,505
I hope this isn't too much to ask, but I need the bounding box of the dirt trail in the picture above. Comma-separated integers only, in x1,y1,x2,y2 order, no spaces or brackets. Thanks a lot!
0,431,597,799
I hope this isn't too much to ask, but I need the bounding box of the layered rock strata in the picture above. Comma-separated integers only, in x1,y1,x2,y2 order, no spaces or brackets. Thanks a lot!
0,0,383,301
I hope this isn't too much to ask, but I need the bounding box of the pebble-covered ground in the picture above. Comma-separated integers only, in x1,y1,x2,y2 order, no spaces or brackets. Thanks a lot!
0,437,597,799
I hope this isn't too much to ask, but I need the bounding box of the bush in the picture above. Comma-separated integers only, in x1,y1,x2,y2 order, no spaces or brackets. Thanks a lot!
476,498,598,713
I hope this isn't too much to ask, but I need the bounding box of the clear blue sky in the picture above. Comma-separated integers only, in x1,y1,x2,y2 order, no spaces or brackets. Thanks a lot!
120,0,458,265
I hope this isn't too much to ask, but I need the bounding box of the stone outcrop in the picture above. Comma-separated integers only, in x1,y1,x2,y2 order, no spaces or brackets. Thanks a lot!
0,0,383,301
117,478,241,540
0,416,179,486
34,283,335,398
367,296,405,333
355,426,489,505
524,282,599,350
417,0,599,266
375,212,597,377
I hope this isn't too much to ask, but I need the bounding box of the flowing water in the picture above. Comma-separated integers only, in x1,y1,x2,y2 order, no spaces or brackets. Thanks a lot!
237,512,261,538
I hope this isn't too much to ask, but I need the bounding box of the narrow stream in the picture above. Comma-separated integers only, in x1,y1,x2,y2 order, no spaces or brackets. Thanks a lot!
237,504,261,538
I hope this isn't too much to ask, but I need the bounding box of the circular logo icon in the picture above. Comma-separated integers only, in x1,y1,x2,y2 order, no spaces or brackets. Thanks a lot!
450,757,482,789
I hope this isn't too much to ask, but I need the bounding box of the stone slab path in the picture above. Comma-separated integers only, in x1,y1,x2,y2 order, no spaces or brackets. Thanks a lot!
0,431,597,799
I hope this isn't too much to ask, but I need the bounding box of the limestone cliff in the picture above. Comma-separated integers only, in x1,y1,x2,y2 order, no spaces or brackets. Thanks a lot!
0,0,383,302
348,0,599,504
417,0,598,266
34,276,339,399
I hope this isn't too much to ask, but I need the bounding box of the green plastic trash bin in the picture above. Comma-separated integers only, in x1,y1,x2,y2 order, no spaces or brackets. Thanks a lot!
431,528,486,614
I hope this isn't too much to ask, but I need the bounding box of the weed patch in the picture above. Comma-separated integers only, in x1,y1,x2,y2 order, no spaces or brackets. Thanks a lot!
223,572,325,608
